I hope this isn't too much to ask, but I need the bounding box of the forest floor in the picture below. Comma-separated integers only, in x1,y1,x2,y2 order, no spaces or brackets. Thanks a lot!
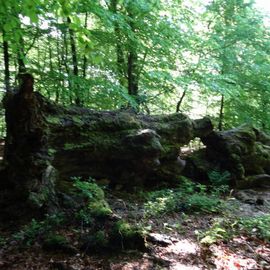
0,186,270,270
0,141,270,269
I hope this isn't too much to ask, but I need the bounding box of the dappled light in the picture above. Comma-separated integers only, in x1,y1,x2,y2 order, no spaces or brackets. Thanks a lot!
1,0,270,269
180,138,205,158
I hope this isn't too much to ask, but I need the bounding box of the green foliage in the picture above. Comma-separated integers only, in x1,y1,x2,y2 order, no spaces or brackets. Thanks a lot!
144,178,227,217
43,234,68,249
91,230,108,248
1,0,270,132
237,215,270,240
187,193,221,213
75,208,94,225
73,177,104,202
199,218,230,245
111,220,145,250
73,177,112,223
114,221,139,238
199,214,270,245
208,170,231,187
0,107,5,138
12,213,65,246
144,189,180,217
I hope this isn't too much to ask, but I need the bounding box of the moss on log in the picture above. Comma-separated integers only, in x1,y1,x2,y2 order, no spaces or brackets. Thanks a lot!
184,125,270,188
0,77,213,216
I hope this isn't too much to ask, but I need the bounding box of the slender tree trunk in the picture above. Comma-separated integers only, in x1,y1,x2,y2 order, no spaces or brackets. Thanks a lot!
18,54,26,73
55,37,63,103
176,90,186,112
3,31,11,92
109,0,127,87
82,12,88,78
63,29,73,104
18,35,26,73
127,8,139,98
127,50,138,97
218,94,224,131
67,17,81,105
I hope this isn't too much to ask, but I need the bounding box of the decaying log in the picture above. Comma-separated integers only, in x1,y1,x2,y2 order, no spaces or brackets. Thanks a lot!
0,74,213,216
184,125,270,188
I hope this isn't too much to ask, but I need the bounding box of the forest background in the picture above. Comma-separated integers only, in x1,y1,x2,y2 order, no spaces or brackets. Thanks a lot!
0,0,270,137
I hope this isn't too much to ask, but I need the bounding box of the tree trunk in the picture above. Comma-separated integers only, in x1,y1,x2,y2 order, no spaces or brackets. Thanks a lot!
67,17,81,105
2,74,57,218
82,12,88,78
127,8,139,99
3,31,11,92
176,90,186,113
127,50,138,97
63,29,73,104
218,94,224,131
18,36,26,73
1,77,213,217
109,0,127,88
184,125,270,188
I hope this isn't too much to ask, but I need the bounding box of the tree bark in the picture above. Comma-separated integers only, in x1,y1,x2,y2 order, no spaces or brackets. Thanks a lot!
3,31,11,92
2,74,57,218
1,79,213,217
109,0,127,88
82,12,88,79
127,50,139,97
218,94,224,131
176,90,186,113
127,7,139,98
184,125,270,188
67,17,81,105
18,36,27,73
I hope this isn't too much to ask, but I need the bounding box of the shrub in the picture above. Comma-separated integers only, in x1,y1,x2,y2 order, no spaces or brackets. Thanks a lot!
208,170,231,187
144,178,226,217
198,214,270,245
12,213,65,246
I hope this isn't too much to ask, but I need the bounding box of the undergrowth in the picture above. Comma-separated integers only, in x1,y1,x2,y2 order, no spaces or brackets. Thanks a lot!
143,177,229,218
198,214,270,245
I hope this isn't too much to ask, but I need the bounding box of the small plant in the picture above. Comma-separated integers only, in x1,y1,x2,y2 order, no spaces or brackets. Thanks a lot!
208,170,231,187
94,230,108,247
73,177,112,224
198,214,270,245
144,189,180,217
72,177,104,201
75,208,94,225
198,218,230,245
12,213,65,246
112,221,145,250
237,215,270,241
81,230,109,253
13,219,45,245
115,221,136,238
144,178,226,217
43,234,68,250
186,193,221,213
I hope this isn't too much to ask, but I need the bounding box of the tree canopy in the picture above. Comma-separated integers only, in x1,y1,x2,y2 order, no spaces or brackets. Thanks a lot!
0,0,270,133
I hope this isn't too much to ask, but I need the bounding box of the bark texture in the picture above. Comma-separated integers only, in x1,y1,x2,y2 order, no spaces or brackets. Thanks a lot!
0,78,213,217
184,125,270,188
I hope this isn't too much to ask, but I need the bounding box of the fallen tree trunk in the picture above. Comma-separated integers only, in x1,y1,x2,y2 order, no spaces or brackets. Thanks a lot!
183,125,270,188
0,74,213,216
